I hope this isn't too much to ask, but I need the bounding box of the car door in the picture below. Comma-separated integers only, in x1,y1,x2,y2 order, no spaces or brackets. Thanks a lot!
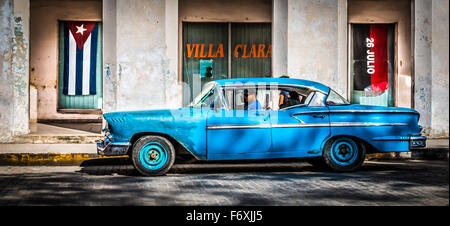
206,86,272,160
270,90,331,157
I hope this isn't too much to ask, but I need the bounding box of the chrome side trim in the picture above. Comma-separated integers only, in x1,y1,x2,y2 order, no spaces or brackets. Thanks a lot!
207,124,271,130
272,123,329,128
290,115,305,123
329,110,419,114
291,111,329,115
207,122,408,129
330,122,408,127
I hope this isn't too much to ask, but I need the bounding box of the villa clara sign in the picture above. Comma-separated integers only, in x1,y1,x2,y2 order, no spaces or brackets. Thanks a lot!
186,43,272,58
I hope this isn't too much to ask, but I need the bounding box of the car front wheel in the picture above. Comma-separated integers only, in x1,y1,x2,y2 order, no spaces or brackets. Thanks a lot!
131,135,175,176
323,137,365,172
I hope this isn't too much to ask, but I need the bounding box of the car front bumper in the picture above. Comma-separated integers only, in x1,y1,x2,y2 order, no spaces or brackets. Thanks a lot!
96,138,131,156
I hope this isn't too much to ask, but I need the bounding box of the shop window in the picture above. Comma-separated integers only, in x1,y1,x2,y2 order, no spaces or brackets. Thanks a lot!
350,24,395,107
182,22,272,106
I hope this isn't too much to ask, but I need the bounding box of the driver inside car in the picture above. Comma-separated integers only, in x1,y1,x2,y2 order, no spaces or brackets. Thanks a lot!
244,90,261,111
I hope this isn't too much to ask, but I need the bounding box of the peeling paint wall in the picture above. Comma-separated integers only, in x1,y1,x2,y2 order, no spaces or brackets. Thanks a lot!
114,0,170,111
273,0,288,77
430,0,449,137
287,0,347,96
12,0,30,135
414,0,432,135
0,0,14,142
29,0,102,121
414,0,449,138
102,0,118,113
103,0,180,112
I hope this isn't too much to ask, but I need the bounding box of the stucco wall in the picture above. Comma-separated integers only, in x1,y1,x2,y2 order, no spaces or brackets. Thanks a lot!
272,0,288,77
179,0,271,23
287,0,347,96
0,0,14,142
414,0,449,138
12,0,30,135
348,0,412,108
30,0,102,121
430,0,449,137
115,0,167,110
414,0,432,135
0,0,30,142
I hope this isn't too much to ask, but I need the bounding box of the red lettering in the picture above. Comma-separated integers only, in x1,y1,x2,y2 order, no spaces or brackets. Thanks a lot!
242,44,250,58
194,44,199,58
249,44,257,58
257,44,265,58
208,44,214,58
186,44,195,58
265,44,272,58
234,44,242,58
215,44,224,58
199,44,207,58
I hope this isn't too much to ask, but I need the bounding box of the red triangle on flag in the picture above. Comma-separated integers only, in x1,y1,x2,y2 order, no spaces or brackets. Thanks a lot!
67,22,97,50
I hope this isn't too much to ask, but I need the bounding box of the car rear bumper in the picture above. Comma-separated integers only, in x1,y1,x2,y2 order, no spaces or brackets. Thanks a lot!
409,135,427,149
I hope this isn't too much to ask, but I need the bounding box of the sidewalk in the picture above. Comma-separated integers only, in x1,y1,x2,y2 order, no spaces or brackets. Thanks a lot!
0,123,448,165
0,123,103,165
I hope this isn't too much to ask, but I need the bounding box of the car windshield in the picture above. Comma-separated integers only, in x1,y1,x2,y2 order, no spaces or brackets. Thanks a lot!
190,82,216,108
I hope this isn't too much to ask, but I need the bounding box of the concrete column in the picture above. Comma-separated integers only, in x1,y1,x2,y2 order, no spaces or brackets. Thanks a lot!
12,0,30,135
165,0,182,108
337,0,348,99
430,0,449,137
414,0,432,134
102,0,118,113
114,0,171,111
414,0,449,138
286,0,344,94
272,0,288,77
0,0,14,142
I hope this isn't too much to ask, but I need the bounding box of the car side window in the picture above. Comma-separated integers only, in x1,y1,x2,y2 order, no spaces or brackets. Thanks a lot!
326,89,349,106
277,86,314,110
308,92,326,107
222,87,271,110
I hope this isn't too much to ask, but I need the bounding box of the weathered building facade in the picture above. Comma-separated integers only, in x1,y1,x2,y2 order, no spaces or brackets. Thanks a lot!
0,0,448,142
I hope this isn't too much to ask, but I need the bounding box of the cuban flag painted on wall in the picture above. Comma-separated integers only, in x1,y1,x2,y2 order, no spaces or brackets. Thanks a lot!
63,22,98,95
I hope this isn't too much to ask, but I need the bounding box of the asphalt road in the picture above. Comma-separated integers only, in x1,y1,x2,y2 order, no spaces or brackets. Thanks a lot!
0,159,448,206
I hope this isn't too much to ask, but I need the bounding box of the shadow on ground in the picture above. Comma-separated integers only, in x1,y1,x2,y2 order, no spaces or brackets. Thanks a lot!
0,159,447,205
78,157,449,180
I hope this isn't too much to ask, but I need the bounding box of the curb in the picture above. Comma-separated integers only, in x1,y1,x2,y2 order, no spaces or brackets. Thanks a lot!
0,150,447,166
0,153,128,166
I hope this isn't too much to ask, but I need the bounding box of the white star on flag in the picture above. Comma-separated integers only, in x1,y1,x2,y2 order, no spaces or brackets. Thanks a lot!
76,24,87,35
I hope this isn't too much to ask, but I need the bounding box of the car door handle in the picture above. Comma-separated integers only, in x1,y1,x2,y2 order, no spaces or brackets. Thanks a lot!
313,114,325,119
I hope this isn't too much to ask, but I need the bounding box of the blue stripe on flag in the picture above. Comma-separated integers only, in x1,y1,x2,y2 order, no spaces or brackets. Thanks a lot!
75,45,84,95
89,23,98,95
63,22,70,95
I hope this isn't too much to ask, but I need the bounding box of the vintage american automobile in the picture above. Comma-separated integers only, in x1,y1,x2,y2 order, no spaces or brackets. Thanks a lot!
96,78,426,176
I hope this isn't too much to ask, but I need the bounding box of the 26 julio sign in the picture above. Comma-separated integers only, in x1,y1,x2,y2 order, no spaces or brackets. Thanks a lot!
352,24,389,92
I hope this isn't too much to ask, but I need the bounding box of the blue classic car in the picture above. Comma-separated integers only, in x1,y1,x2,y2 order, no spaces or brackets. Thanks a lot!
96,78,426,176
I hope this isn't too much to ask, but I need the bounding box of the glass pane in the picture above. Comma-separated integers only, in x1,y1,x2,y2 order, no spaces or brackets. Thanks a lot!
182,22,228,106
231,23,272,78
350,24,395,107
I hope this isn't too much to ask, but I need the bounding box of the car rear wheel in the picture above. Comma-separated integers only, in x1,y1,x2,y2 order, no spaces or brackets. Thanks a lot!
131,136,175,176
323,137,365,172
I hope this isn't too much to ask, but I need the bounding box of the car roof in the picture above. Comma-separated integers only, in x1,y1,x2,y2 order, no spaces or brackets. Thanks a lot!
214,78,330,94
